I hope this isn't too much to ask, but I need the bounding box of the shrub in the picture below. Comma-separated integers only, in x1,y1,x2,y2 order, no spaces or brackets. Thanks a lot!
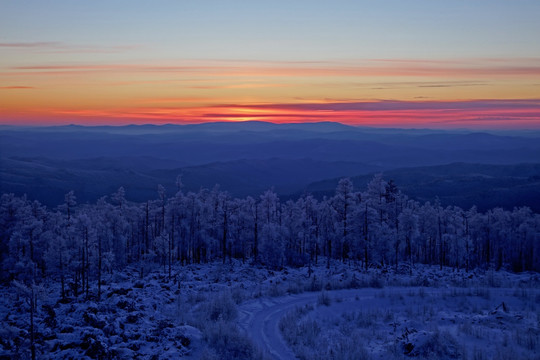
317,291,331,306
369,274,384,288
407,329,461,358
279,305,314,346
307,276,323,292
202,320,259,360
195,290,262,360
199,291,238,322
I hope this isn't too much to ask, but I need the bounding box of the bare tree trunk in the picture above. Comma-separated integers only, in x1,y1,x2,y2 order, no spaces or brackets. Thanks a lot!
395,238,399,271
98,236,102,301
364,204,369,271
30,283,36,360
60,251,65,300
253,204,258,263
327,238,331,269
85,228,89,299
438,212,443,270
222,207,227,264
169,215,173,280
145,201,149,254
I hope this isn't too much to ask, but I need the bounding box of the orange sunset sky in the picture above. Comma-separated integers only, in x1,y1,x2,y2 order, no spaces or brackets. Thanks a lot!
1,1,540,129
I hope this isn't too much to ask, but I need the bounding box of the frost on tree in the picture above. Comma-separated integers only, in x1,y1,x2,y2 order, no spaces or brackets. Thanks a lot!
0,175,539,292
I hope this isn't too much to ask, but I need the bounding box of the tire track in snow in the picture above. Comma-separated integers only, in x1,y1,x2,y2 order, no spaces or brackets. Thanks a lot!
238,289,380,360
238,287,524,359
239,293,315,360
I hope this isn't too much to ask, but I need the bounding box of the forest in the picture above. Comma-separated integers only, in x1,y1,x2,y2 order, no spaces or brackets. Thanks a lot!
2,174,539,293
2,176,540,359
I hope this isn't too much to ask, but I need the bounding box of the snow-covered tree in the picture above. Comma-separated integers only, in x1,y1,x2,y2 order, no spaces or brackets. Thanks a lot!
332,178,358,261
1,174,539,296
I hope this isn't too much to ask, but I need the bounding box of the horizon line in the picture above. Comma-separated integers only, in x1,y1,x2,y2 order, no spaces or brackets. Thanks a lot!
1,120,539,133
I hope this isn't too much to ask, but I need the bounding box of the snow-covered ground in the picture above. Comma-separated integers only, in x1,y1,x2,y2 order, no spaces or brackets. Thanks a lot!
1,261,539,359
247,286,539,360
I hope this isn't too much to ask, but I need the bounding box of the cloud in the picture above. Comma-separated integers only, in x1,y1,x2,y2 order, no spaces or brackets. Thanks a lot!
188,83,290,90
6,58,540,78
136,97,221,104
350,80,487,89
0,86,35,89
7,98,539,128
236,99,540,112
189,99,540,128
0,42,138,53
0,42,61,48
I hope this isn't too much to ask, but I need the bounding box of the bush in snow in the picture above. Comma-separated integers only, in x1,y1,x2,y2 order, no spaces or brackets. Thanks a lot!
200,320,261,360
400,329,461,358
317,291,332,306
193,290,263,359
196,291,238,322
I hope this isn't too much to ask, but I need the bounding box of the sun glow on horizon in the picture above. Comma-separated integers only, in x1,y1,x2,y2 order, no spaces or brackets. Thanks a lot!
1,1,539,129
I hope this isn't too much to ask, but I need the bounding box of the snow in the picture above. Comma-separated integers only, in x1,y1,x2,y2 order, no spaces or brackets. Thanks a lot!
1,260,538,359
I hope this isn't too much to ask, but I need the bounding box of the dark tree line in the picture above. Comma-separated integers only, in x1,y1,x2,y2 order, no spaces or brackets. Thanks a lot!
1,175,539,296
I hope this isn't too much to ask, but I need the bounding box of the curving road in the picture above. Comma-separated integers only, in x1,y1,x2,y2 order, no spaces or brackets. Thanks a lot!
236,286,521,360
237,289,381,360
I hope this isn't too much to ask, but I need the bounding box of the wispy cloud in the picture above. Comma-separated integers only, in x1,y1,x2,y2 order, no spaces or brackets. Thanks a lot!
0,86,35,89
0,42,61,48
2,57,539,128
350,80,487,89
0,41,138,53
136,97,222,104
6,58,540,78
30,98,538,128
224,99,540,112
188,83,290,90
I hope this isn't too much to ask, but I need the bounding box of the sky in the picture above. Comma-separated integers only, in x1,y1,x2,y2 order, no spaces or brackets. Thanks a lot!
1,0,540,129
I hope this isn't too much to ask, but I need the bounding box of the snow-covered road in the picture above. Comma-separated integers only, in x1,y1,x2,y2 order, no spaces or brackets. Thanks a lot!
237,289,381,360
237,286,526,360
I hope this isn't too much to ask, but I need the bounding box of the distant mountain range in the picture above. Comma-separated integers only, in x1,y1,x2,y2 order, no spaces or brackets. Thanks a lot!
1,121,540,211
302,162,540,212
0,156,378,206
